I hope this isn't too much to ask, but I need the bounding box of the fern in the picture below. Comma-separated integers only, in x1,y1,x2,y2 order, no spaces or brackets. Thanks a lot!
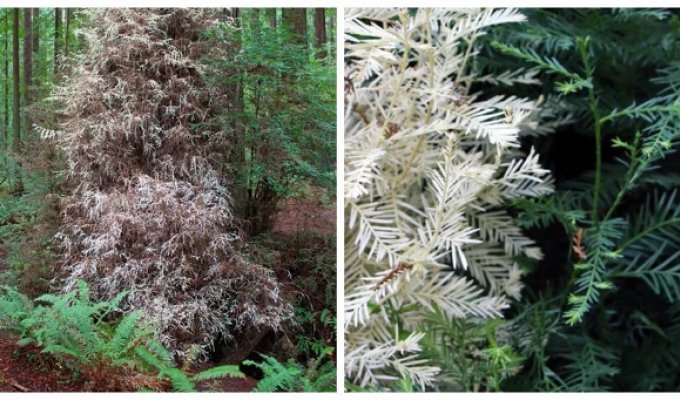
244,354,336,392
192,365,245,382
108,310,146,359
0,281,246,392
160,367,195,392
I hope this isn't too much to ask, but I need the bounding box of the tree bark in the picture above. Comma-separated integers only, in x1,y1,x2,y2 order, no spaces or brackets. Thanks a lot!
65,8,71,58
251,9,260,38
33,8,40,95
12,9,20,151
3,11,9,148
314,9,326,59
267,8,276,29
226,8,244,156
282,8,306,46
32,9,39,53
24,8,33,140
54,8,61,75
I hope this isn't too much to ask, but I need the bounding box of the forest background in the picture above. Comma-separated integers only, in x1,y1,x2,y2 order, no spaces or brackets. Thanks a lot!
0,7,337,393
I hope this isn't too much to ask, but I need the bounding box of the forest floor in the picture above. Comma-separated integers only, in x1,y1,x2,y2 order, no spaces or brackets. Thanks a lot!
0,195,336,392
272,196,336,236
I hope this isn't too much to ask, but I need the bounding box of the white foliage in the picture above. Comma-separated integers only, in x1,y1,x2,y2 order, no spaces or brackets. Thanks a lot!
345,8,552,389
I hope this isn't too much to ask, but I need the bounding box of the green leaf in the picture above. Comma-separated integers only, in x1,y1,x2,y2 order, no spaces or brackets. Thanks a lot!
192,365,245,382
160,367,196,392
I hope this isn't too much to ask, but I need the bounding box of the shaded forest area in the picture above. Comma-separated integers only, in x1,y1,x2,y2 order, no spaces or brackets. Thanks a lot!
0,8,336,392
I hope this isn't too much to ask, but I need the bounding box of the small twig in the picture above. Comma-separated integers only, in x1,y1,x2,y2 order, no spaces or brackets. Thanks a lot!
351,103,370,125
9,379,30,392
373,262,414,291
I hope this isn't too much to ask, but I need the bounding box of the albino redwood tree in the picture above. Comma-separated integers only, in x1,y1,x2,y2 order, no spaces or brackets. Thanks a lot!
344,8,553,389
47,9,290,360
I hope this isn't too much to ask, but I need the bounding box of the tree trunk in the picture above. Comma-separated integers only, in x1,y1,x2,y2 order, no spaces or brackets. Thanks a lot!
54,8,61,75
226,8,244,156
282,8,306,46
3,11,9,149
267,8,276,29
65,8,71,58
250,9,260,37
24,8,33,140
314,9,326,59
12,9,20,152
32,9,39,53
33,8,40,96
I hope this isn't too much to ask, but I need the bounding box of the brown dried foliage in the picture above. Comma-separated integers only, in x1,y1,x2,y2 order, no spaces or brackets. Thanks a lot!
51,9,290,360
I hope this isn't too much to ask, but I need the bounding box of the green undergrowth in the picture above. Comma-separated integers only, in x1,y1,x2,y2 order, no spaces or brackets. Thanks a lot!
245,230,337,391
0,279,244,392
0,154,57,297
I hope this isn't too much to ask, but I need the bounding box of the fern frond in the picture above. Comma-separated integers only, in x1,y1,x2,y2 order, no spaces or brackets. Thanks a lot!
160,367,196,392
109,310,145,357
192,365,245,382
41,344,82,360
245,354,300,392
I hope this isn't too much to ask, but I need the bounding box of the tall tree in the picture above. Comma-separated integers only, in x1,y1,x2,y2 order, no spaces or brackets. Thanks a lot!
226,8,244,158
65,8,71,58
267,8,276,29
250,9,261,38
24,8,33,139
54,8,61,75
12,9,20,152
32,9,39,52
3,11,9,148
314,9,326,59
32,8,40,89
282,8,306,46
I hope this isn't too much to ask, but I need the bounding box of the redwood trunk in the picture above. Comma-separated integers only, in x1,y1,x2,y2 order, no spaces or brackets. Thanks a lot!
314,9,326,59
54,8,61,74
24,8,33,139
12,9,20,151
282,8,306,46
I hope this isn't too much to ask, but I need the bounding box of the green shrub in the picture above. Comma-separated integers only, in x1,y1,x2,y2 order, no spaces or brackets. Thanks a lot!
202,13,336,234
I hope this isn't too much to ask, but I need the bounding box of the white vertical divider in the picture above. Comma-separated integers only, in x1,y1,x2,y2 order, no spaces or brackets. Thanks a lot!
335,5,345,394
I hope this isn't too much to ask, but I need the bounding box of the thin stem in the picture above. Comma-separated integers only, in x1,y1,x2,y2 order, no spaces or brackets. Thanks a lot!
602,132,640,221
618,217,680,254
578,38,602,222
